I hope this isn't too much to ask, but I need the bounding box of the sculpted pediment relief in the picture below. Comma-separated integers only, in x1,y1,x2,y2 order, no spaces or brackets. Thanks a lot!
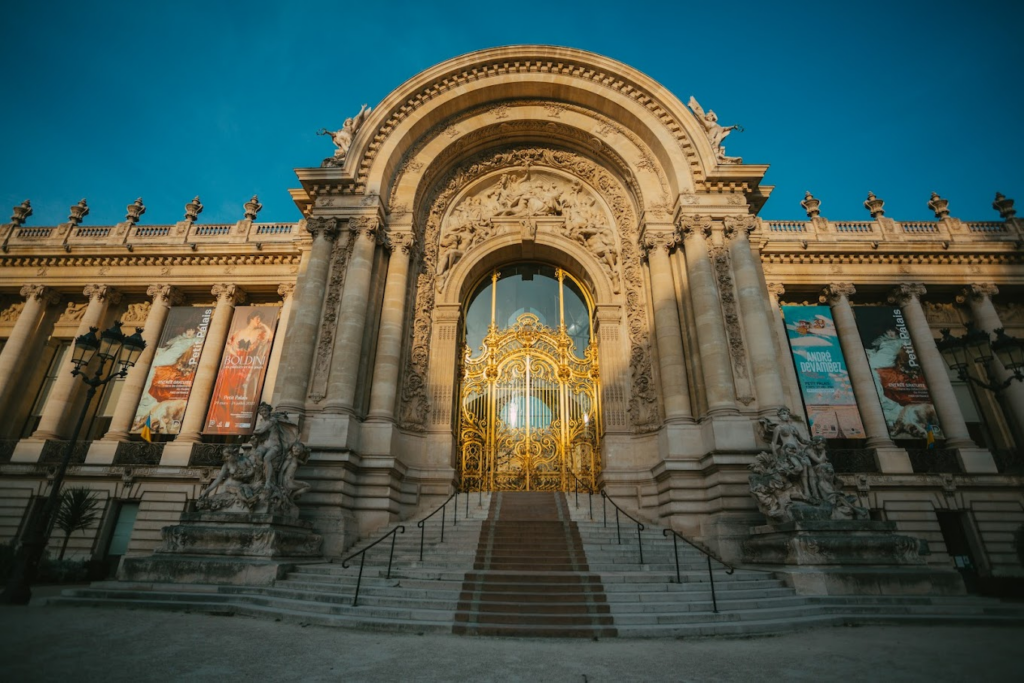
436,169,619,291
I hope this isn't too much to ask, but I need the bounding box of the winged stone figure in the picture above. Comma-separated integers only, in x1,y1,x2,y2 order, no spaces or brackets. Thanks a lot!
319,103,372,166
687,96,743,163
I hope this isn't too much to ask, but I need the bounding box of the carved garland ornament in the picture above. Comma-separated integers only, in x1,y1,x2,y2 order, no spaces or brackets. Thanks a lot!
400,146,659,432
308,220,355,404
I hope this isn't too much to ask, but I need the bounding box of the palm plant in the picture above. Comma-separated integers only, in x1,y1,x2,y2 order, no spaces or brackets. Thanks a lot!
54,487,100,561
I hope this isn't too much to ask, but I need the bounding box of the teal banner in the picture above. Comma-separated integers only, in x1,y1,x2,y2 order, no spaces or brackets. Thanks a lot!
782,306,866,439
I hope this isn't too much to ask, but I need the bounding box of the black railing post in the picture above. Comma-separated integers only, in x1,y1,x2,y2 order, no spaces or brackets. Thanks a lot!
453,491,458,527
466,487,470,517
386,526,405,579
353,552,366,607
575,476,579,508
707,554,718,613
588,490,593,520
419,521,425,562
615,508,621,545
669,530,681,584
636,522,645,565
441,505,446,543
603,493,607,528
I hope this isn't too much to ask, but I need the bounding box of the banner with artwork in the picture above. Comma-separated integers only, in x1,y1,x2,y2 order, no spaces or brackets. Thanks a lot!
203,306,279,435
132,306,213,436
854,306,943,441
782,306,866,439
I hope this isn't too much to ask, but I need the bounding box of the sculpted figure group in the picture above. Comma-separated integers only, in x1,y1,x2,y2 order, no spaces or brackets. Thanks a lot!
197,403,312,519
687,97,743,164
436,171,619,290
748,407,868,523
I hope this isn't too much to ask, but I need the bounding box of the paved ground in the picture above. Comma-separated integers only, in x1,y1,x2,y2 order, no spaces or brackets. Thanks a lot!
2,596,1023,682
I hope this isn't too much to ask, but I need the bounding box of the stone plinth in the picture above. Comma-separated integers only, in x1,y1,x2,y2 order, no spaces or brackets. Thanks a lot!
743,520,964,596
118,511,323,586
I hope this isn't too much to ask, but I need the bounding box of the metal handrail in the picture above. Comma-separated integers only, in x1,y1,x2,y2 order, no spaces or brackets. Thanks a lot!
416,489,458,561
599,490,644,565
566,469,594,519
340,525,405,607
662,528,735,613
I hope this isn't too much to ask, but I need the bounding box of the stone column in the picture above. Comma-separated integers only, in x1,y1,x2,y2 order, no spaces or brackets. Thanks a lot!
32,285,122,440
0,285,62,418
260,283,296,404
367,232,415,421
765,283,807,422
678,215,736,415
175,284,246,443
958,283,1024,435
725,216,786,414
101,285,185,441
641,230,692,422
325,217,380,413
275,217,338,413
820,283,896,450
887,283,975,448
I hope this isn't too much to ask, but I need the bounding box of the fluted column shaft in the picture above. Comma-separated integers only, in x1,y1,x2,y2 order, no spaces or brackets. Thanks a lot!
326,219,379,413
367,233,414,421
960,284,1024,436
102,285,184,440
175,284,246,443
726,218,786,413
0,286,61,421
889,284,974,448
33,285,121,440
260,283,296,404
821,284,895,448
679,217,736,414
643,232,691,422
275,218,338,413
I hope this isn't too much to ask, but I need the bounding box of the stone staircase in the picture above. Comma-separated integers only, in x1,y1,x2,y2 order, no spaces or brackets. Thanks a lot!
53,491,1024,636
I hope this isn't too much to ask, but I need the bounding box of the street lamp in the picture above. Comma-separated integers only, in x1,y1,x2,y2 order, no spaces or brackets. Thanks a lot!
1,321,146,605
936,324,1024,393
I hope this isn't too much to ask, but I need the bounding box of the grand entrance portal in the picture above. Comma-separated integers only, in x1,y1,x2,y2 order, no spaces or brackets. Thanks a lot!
458,265,601,492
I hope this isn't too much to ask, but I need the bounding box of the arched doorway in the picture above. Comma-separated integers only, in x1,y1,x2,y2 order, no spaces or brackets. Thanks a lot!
458,263,601,492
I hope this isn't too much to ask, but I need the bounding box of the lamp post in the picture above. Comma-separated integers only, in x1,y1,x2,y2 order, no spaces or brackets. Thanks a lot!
0,321,145,605
936,325,1024,393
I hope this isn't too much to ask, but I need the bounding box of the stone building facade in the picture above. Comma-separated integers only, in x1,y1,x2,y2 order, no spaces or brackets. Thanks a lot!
0,46,1021,583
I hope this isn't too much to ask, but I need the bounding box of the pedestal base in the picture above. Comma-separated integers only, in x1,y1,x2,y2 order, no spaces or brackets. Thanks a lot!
742,520,965,596
118,511,323,586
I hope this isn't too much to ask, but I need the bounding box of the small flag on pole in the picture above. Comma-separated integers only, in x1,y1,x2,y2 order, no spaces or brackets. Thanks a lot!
925,424,936,450
140,415,152,443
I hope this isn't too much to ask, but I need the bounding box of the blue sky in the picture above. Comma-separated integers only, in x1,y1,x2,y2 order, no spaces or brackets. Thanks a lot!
1,0,1021,226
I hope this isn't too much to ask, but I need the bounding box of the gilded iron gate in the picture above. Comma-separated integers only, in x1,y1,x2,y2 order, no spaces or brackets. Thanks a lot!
458,309,601,492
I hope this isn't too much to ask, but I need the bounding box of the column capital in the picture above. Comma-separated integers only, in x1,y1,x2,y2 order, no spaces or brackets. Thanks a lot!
306,216,339,241
146,284,185,306
640,231,678,259
766,282,786,300
957,283,999,304
277,283,297,300
20,284,61,306
211,283,247,306
387,231,416,255
675,214,712,241
723,215,757,240
819,282,856,304
83,284,122,305
887,282,927,306
349,215,382,242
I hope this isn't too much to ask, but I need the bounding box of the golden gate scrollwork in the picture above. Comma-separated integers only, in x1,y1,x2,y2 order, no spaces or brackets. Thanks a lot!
458,308,601,492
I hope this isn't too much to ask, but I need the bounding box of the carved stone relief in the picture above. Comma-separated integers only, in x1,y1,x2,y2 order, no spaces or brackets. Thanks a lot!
308,225,355,404
0,302,24,323
387,100,669,216
399,146,658,432
122,301,151,325
435,169,620,293
709,243,754,404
